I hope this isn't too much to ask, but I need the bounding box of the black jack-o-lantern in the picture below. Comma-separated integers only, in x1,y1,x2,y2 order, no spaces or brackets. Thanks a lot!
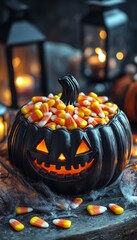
8,75,132,195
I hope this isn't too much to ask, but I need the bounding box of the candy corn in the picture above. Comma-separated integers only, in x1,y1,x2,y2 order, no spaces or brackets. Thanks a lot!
30,216,49,228
81,107,91,116
108,203,124,215
65,113,77,130
47,99,55,107
50,108,66,118
45,121,56,130
16,206,33,215
97,96,108,103
100,104,116,113
66,105,75,116
34,102,42,109
21,103,34,114
37,112,52,127
88,117,98,127
53,219,71,229
21,92,118,131
77,94,92,102
71,197,83,209
55,98,66,110
87,205,107,216
91,102,105,118
88,92,98,99
51,115,65,126
74,107,85,118
40,103,49,113
9,219,24,231
32,96,48,103
73,114,87,128
28,109,43,122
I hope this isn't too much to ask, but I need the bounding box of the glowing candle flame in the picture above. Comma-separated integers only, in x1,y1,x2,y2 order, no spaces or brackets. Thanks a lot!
15,74,35,95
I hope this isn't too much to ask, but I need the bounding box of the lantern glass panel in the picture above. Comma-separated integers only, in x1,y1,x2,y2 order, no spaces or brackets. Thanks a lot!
108,25,127,78
83,25,106,80
0,44,11,106
13,44,41,106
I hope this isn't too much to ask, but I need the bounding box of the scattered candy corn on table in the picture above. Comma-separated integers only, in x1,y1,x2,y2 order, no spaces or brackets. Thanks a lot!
1,182,137,240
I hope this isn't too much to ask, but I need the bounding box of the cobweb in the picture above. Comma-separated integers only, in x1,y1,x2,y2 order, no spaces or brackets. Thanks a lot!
1,150,137,224
120,161,137,204
0,155,75,223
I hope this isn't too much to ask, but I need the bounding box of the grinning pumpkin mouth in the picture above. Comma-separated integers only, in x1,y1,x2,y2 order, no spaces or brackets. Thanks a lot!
33,158,94,175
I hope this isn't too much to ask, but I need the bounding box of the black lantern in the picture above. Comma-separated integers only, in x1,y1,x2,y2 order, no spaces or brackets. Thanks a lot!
0,1,48,108
81,0,128,84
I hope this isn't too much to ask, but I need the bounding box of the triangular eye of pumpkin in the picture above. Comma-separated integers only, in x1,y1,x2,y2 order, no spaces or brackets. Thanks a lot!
76,139,90,155
36,139,49,153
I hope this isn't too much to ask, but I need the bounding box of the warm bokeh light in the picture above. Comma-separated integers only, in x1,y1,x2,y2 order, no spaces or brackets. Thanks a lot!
99,30,107,40
15,74,35,94
12,57,21,68
84,47,94,58
30,63,41,74
116,52,124,60
95,48,106,63
3,89,11,106
0,120,5,141
98,51,106,63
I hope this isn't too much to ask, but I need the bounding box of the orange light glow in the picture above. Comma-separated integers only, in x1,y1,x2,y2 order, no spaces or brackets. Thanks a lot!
99,30,107,40
58,153,66,161
33,158,94,175
15,74,35,94
0,120,5,141
116,52,124,60
76,140,90,155
36,139,49,153
3,89,11,106
12,57,21,68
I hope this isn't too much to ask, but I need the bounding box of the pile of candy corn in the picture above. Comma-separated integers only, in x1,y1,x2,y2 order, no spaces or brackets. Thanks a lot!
21,92,118,130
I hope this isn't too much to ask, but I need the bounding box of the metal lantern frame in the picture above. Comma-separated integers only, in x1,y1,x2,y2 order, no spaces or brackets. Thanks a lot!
0,1,48,108
81,0,128,83
0,103,9,144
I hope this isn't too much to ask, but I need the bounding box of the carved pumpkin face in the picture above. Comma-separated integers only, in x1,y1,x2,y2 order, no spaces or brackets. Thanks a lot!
27,128,95,176
8,75,132,194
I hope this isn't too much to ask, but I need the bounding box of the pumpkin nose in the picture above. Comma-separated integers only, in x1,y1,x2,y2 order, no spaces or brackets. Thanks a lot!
58,153,66,161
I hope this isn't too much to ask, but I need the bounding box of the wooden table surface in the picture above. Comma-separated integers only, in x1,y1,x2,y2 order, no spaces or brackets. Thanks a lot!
1,182,137,240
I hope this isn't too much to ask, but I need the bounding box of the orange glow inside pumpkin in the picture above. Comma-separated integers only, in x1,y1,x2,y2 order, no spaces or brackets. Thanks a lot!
58,153,66,161
76,140,90,155
34,158,94,175
36,139,49,153
34,138,93,175
36,139,90,156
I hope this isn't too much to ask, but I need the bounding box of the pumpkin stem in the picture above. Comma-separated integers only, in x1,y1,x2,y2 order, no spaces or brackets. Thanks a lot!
58,75,79,105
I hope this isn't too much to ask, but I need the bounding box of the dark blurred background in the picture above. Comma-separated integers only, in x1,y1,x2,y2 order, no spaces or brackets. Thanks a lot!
0,0,137,94
0,0,136,55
